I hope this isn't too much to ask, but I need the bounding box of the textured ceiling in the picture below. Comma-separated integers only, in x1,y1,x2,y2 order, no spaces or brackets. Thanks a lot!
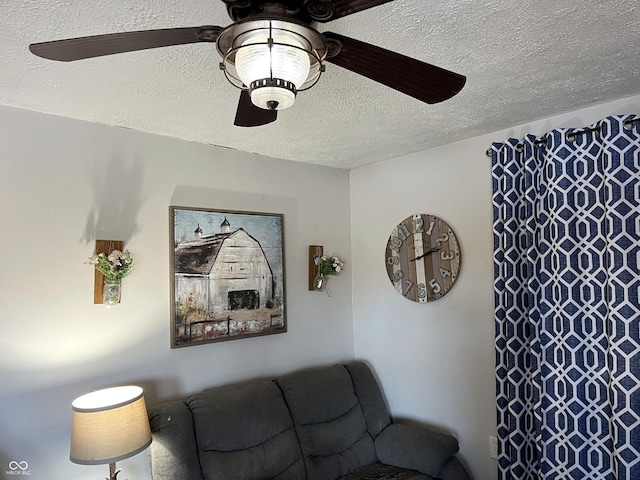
1,1,638,168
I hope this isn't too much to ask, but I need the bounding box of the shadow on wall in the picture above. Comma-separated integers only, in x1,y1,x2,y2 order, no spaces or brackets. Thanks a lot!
81,151,146,245
134,377,184,408
0,369,184,480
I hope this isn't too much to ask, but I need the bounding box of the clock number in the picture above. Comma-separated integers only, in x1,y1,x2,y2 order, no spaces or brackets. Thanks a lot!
440,268,452,278
441,251,456,261
387,256,399,266
403,279,414,297
397,223,411,241
392,270,404,283
417,283,427,299
429,279,442,294
436,232,449,244
412,216,424,234
389,236,403,252
426,221,435,236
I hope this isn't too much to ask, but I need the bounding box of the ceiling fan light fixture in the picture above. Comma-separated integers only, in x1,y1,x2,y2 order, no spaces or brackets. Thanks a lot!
28,0,467,127
249,81,294,110
236,30,309,110
217,19,327,111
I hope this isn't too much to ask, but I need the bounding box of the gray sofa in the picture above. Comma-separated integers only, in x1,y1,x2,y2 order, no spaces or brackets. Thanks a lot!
148,361,471,480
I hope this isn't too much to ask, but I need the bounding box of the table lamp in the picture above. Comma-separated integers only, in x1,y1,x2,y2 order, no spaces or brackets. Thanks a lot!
70,385,152,480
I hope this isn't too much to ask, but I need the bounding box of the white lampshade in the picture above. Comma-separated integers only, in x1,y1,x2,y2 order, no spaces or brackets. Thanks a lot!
70,386,152,465
235,29,311,110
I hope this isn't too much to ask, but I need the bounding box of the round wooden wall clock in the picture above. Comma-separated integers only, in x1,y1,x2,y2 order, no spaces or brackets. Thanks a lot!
385,214,461,302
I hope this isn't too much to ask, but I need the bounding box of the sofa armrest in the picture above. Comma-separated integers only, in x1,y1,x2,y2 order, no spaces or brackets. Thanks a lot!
437,456,472,480
374,423,463,479
148,401,204,480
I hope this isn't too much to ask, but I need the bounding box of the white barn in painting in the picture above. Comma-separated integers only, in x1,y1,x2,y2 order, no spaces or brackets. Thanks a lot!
174,218,274,319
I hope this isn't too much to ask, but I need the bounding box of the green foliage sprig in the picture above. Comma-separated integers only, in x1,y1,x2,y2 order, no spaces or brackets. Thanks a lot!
88,249,134,281
318,255,344,276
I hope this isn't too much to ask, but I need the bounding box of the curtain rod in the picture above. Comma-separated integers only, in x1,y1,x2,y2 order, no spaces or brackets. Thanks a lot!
485,117,639,157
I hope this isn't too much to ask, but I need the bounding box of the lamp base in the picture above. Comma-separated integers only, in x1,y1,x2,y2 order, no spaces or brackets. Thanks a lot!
107,463,121,480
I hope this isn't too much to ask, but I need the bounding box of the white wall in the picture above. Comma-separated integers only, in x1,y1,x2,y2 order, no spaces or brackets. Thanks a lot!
0,105,353,480
350,94,640,480
3,93,639,480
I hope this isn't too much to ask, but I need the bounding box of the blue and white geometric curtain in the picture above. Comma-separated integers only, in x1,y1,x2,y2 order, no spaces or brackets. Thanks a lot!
490,115,640,480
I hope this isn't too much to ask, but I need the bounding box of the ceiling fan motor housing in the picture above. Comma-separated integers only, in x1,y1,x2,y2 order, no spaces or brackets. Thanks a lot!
222,0,336,22
303,0,335,21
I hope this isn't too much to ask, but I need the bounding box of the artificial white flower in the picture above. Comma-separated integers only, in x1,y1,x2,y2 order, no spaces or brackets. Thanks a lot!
318,254,345,276
88,249,134,281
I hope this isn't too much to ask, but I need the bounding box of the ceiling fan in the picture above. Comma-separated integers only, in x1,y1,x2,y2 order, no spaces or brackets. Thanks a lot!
29,0,466,127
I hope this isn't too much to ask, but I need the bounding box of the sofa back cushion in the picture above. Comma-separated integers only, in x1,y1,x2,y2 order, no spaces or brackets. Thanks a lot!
344,362,391,438
186,379,305,480
275,364,384,480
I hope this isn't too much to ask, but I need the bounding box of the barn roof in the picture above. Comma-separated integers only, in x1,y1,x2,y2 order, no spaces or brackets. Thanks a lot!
173,229,237,275
173,228,268,276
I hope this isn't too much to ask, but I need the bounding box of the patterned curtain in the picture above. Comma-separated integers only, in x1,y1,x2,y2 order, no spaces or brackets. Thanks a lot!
490,115,640,479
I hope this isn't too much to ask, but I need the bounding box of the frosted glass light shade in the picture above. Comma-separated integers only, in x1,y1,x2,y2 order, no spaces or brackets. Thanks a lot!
250,85,295,110
70,386,152,465
235,30,311,110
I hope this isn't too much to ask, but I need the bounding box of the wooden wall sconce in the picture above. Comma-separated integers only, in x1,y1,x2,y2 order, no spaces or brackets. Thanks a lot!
94,239,124,304
308,245,323,291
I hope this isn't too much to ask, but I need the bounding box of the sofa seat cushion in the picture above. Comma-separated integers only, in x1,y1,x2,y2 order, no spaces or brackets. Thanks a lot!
186,379,304,480
340,462,433,480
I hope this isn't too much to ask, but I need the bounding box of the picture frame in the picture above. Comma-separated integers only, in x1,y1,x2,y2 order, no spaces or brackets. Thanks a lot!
169,206,286,348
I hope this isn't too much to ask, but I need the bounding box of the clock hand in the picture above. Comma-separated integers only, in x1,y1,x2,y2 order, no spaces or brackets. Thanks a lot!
409,247,440,262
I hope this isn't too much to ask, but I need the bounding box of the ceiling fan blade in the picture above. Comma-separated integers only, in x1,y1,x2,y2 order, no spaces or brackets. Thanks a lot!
29,26,223,62
331,0,395,20
309,0,394,22
323,32,466,104
234,90,277,127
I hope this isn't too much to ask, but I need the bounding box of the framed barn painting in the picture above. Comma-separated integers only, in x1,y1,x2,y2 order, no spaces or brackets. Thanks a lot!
169,206,286,348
